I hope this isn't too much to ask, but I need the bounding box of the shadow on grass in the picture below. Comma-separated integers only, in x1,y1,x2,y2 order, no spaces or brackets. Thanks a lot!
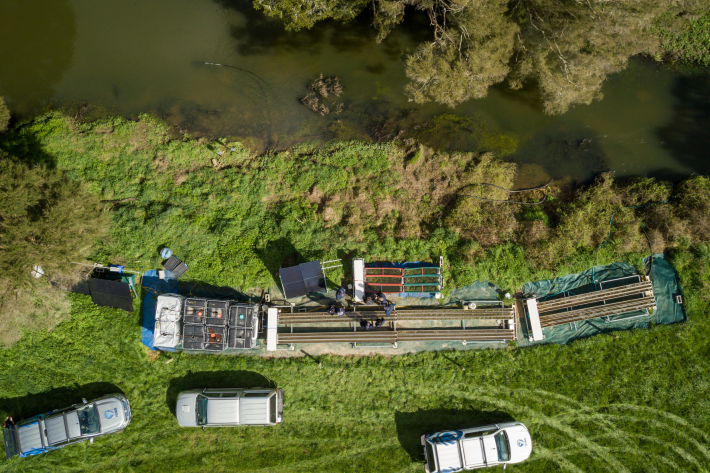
0,382,124,419
395,409,514,462
176,279,259,302
256,237,301,289
166,371,275,416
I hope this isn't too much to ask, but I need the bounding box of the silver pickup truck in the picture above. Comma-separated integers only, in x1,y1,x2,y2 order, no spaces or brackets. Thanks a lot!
2,394,131,459
422,422,532,472
176,388,283,428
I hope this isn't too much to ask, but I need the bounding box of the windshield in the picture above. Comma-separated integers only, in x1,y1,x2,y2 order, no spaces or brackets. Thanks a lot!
77,405,100,435
196,395,208,426
495,431,510,462
269,395,276,424
426,442,437,473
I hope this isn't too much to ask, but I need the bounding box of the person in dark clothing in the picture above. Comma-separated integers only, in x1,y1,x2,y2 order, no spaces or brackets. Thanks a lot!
375,292,387,305
365,295,374,305
336,307,345,317
375,317,385,328
2,417,14,428
360,319,373,330
335,287,346,301
384,302,396,317
328,305,336,316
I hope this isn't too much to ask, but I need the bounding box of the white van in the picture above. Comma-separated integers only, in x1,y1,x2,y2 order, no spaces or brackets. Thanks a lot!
421,422,532,472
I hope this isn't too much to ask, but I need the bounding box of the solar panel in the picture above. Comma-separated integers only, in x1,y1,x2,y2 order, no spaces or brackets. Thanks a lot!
279,265,308,299
300,260,324,292
163,255,189,278
88,278,133,312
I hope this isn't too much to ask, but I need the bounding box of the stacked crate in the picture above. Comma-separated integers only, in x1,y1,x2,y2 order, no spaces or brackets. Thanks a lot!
182,299,207,350
228,304,257,349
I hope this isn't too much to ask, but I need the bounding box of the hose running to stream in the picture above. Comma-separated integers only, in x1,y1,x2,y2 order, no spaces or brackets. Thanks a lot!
458,179,554,205
197,61,276,153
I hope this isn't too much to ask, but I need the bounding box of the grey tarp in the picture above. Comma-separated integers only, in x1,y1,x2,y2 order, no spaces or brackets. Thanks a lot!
643,253,686,324
519,256,685,346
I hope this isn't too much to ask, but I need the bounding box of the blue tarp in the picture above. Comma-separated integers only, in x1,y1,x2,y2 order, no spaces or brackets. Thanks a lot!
140,270,178,351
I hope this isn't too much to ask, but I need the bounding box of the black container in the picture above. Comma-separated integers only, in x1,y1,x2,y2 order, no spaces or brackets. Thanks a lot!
184,299,207,325
183,324,205,350
228,327,254,349
205,300,228,326
204,326,227,351
229,305,255,328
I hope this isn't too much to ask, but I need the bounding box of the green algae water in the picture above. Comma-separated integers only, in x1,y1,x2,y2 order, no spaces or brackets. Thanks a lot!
1,0,709,183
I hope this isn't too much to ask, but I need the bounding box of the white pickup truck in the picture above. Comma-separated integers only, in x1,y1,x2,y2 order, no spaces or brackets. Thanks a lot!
421,422,532,472
175,388,283,428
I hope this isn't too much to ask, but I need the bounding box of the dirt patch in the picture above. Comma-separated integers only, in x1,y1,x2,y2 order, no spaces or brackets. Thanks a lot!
93,125,114,135
153,153,172,173
146,348,161,362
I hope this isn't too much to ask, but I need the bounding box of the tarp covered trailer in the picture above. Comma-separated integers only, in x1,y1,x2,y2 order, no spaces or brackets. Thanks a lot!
153,294,261,352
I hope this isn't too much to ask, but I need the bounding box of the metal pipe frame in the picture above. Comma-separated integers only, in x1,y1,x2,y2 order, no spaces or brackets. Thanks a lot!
537,280,653,313
539,296,656,327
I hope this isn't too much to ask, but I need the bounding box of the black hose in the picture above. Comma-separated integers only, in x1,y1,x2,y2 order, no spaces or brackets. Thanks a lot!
461,179,553,194
458,178,553,205
640,226,653,276
197,62,276,152
458,193,549,205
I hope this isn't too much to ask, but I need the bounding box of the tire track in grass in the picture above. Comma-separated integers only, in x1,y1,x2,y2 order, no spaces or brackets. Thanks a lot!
453,389,633,473
527,445,587,473
550,437,684,472
580,412,710,468
487,386,708,472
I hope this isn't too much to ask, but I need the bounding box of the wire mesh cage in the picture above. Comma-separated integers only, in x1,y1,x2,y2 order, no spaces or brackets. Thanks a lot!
205,300,228,326
204,326,227,351
184,299,207,325
183,324,205,350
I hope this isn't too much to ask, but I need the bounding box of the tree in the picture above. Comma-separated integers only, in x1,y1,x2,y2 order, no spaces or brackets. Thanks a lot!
0,151,108,286
252,0,369,30
0,97,9,132
508,0,666,114
402,0,518,107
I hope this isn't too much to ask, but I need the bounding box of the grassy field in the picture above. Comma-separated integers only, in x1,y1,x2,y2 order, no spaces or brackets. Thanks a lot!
1,113,710,472
0,277,708,473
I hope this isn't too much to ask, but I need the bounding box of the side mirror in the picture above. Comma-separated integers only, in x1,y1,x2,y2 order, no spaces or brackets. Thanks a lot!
82,398,88,404
503,464,506,469
90,438,94,444
201,426,206,432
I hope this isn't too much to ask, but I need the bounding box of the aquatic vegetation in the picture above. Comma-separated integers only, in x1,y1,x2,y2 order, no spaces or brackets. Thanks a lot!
410,113,518,156
301,74,344,116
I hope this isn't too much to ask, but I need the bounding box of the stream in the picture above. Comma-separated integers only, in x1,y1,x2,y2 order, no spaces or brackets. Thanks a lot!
1,0,709,184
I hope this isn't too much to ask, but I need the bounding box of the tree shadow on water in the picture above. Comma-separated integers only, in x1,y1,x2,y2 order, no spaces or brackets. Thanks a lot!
214,0,325,56
395,409,514,462
656,72,710,177
0,382,124,419
166,371,275,416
